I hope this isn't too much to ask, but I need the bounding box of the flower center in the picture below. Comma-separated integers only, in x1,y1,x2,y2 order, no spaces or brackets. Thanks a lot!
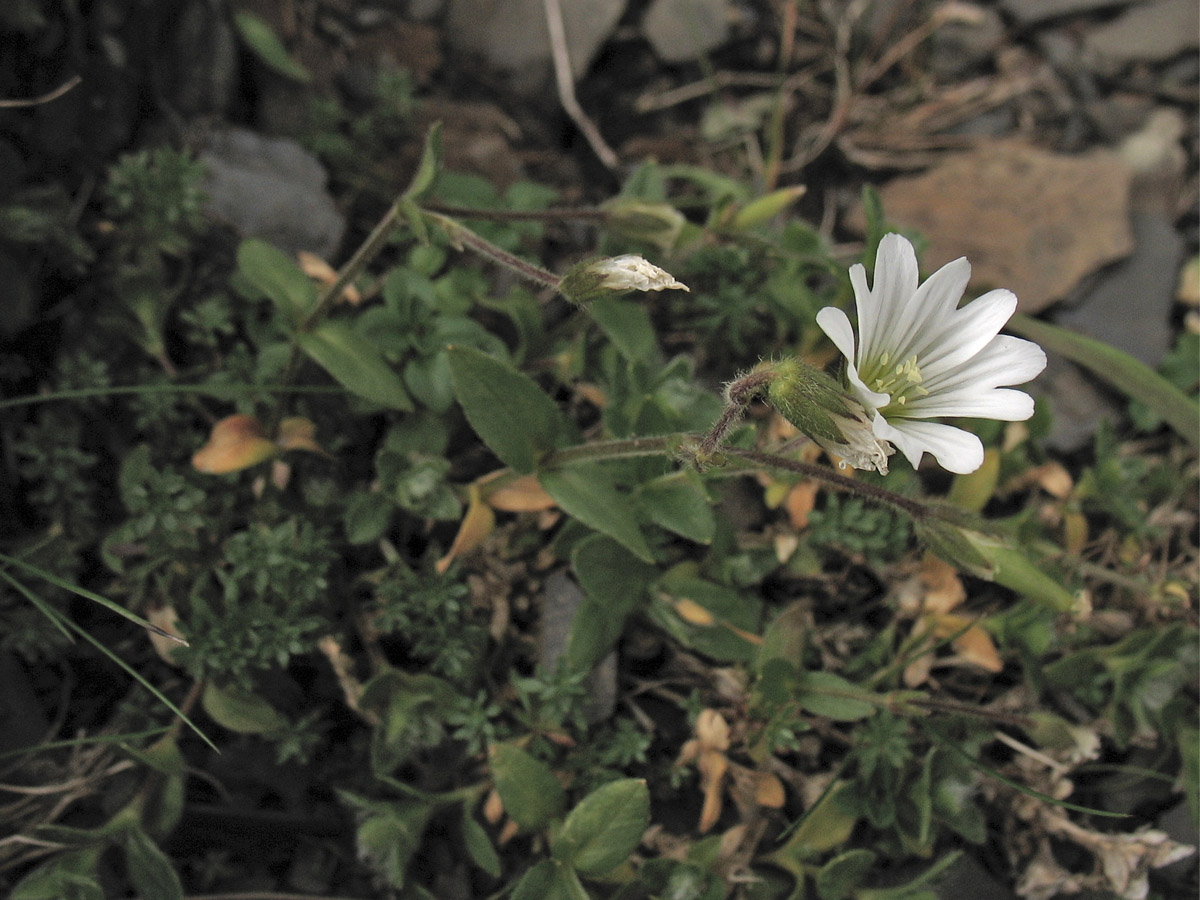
865,352,928,412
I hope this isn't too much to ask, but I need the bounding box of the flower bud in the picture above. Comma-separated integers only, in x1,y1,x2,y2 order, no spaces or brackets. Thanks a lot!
602,199,686,251
557,255,689,306
761,358,894,475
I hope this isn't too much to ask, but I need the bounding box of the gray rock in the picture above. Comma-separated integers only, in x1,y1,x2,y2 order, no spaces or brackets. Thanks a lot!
998,0,1134,25
1043,212,1183,451
198,127,345,259
1055,213,1182,370
405,0,446,22
445,0,625,94
1082,0,1200,70
931,4,1006,79
539,570,618,723
1039,358,1119,454
643,0,731,65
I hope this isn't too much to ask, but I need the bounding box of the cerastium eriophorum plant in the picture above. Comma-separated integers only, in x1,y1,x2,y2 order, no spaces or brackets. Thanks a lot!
694,233,1046,475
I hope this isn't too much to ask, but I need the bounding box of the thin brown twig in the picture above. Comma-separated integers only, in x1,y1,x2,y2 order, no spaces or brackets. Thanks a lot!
542,0,619,170
0,75,82,108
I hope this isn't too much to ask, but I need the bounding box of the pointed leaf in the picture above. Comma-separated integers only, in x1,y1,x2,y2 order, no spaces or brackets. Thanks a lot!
236,239,318,324
298,320,413,410
232,11,311,82
402,122,443,201
1010,314,1199,448
460,809,501,877
540,464,653,562
448,345,567,473
566,535,656,672
122,828,182,900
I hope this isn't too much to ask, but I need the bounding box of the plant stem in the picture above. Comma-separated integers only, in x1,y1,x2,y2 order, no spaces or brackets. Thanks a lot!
426,212,562,291
724,447,929,520
424,202,608,223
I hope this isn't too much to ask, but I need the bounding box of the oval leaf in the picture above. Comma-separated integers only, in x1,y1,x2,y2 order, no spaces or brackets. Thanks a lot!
795,671,876,722
553,779,649,876
202,682,289,735
298,320,414,410
489,742,566,833
448,346,567,473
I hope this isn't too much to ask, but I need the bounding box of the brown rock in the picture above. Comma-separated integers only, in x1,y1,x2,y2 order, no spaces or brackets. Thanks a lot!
872,141,1134,313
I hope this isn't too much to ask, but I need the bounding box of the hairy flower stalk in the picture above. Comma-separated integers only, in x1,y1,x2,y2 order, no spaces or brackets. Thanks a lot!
817,233,1046,474
691,359,893,473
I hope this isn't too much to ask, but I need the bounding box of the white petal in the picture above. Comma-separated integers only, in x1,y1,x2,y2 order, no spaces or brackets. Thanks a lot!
873,415,985,474
817,307,890,409
887,257,971,362
923,335,1047,394
900,387,1036,421
919,290,1018,377
857,235,919,366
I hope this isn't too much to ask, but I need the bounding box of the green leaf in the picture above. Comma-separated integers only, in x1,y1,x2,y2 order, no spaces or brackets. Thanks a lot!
0,569,215,751
794,672,876,721
298,320,414,410
201,682,289,735
757,602,807,675
512,860,589,900
402,122,443,201
636,471,714,544
232,11,312,82
11,850,104,900
554,779,649,876
962,531,1075,614
651,574,762,663
490,742,566,833
460,808,501,877
588,297,659,362
344,490,394,544
816,849,876,900
122,827,182,900
1010,314,1200,448
354,800,432,889
447,345,567,473
540,464,653,563
765,782,858,878
566,535,657,672
236,238,318,325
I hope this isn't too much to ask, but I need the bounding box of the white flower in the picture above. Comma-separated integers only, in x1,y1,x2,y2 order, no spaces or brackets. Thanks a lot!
592,255,690,293
558,255,689,306
816,234,1046,475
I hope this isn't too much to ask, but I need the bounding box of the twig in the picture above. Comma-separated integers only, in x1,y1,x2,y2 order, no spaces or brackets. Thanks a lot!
0,75,82,108
542,0,619,170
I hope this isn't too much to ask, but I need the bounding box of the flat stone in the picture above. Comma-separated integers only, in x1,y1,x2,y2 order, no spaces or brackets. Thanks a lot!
643,0,731,65
1056,213,1182,369
1083,0,1199,69
874,141,1134,313
445,0,625,93
199,127,345,259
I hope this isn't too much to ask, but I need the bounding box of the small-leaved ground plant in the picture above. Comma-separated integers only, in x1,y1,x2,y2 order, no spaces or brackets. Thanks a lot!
1,114,1197,900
